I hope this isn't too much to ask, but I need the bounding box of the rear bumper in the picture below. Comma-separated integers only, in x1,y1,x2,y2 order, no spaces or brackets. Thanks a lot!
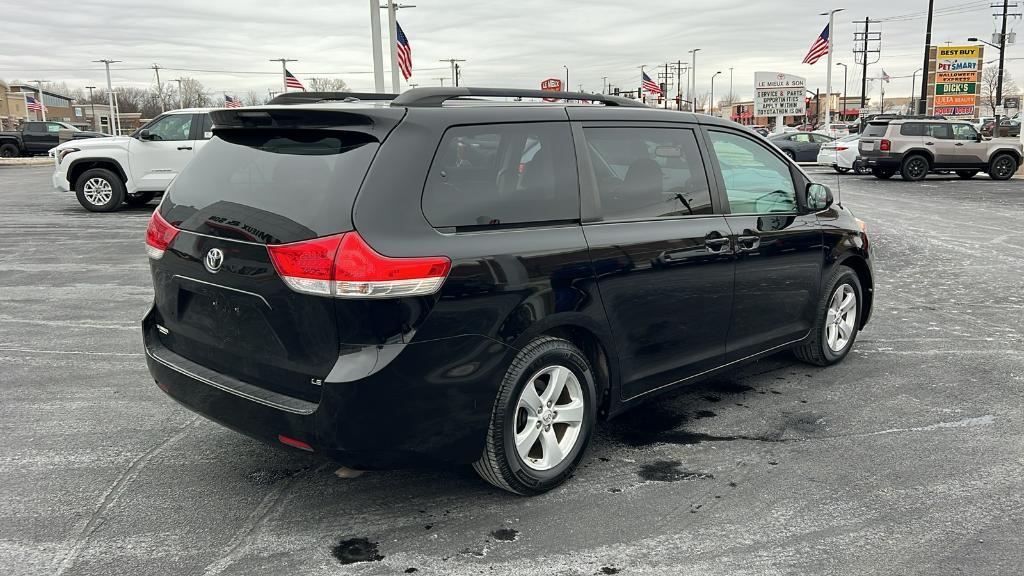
142,307,515,469
859,154,902,170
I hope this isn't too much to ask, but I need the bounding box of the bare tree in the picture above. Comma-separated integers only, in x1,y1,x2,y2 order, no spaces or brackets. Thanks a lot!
306,77,350,92
244,89,266,106
980,66,1019,116
176,77,211,108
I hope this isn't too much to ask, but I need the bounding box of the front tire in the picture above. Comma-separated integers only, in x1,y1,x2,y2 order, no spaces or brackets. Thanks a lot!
872,167,895,179
783,150,796,161
900,154,929,181
988,153,1018,181
473,337,597,495
794,266,863,366
75,168,125,212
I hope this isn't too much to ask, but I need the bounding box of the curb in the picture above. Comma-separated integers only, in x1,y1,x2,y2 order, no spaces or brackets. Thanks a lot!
0,158,52,167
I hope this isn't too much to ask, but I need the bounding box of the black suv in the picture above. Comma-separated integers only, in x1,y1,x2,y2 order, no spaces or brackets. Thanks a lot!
143,88,874,494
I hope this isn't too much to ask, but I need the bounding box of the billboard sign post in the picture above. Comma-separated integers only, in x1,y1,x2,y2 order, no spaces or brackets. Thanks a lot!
754,71,807,133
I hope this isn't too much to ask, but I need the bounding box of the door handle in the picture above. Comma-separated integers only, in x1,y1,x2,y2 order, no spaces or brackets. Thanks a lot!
737,234,761,251
704,234,730,254
925,141,935,145
177,146,193,151
955,143,965,146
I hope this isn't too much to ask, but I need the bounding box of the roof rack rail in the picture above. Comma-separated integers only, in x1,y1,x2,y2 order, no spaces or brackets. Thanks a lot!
390,87,647,108
267,91,400,105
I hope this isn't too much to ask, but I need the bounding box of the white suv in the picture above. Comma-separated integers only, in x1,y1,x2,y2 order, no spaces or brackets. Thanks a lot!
51,108,215,212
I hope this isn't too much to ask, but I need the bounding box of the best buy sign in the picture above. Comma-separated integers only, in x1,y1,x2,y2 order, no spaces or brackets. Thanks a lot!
936,82,977,95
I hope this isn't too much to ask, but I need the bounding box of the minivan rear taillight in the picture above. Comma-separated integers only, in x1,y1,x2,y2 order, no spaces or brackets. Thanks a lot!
267,232,451,299
879,139,891,151
146,210,179,260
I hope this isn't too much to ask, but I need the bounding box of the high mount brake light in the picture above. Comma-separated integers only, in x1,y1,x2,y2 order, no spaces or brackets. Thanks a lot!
267,232,451,299
145,211,179,260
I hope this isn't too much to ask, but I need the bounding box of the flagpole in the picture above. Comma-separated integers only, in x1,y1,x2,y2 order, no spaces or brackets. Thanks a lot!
386,0,400,93
822,9,844,133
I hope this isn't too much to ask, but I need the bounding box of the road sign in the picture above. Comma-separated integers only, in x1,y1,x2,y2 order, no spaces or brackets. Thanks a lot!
1004,96,1020,109
754,71,807,117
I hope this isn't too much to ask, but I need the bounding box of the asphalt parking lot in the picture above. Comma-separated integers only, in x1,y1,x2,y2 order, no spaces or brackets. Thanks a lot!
1,165,1022,576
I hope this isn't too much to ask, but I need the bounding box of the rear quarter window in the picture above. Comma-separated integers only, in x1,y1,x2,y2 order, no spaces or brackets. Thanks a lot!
900,123,925,136
862,123,888,137
422,122,579,229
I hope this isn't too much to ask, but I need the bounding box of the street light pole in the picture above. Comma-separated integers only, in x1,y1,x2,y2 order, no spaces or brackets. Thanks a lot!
563,65,569,90
174,79,184,109
910,68,921,115
370,0,385,92
382,1,416,92
689,48,701,111
710,71,722,116
836,62,848,121
85,86,97,130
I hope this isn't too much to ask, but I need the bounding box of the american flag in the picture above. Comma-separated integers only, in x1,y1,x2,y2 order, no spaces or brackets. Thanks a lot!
396,21,412,81
802,24,830,65
224,94,242,108
25,95,44,112
881,70,891,83
285,69,305,91
642,71,663,95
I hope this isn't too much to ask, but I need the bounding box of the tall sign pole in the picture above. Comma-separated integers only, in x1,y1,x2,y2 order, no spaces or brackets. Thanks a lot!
919,0,935,113
93,59,121,134
370,0,386,92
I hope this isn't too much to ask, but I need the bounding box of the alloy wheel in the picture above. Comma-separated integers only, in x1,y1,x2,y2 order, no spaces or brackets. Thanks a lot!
513,365,585,471
993,157,1015,179
82,177,113,206
825,284,857,352
906,158,927,179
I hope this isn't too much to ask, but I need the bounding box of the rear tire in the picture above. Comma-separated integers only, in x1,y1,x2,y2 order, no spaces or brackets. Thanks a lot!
833,166,851,174
794,266,863,367
900,154,929,181
75,168,125,212
853,160,870,175
783,150,796,161
473,337,597,495
988,153,1018,181
956,170,979,179
125,190,156,206
0,143,18,158
871,167,895,180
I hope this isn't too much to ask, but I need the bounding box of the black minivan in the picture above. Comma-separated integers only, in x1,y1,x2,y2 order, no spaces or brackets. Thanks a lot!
143,88,873,494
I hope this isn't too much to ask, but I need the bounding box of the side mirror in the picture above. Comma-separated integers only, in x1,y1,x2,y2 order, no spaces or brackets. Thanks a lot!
138,129,153,141
977,132,984,142
804,182,834,212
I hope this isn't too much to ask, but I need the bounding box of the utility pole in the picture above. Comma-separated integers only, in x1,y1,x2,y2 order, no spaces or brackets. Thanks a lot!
919,0,935,113
151,64,165,112
85,86,97,130
370,0,385,92
995,0,1012,127
269,58,298,93
676,61,684,110
729,67,734,105
382,1,415,92
30,79,48,121
853,18,881,111
175,79,184,109
93,59,121,134
440,59,466,87
658,62,674,109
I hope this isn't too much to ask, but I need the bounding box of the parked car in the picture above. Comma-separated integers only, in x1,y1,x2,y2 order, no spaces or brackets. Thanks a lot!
980,118,1021,138
0,121,105,157
817,134,868,174
973,116,996,132
142,87,874,495
747,125,770,137
858,118,1023,181
769,131,835,161
50,108,215,211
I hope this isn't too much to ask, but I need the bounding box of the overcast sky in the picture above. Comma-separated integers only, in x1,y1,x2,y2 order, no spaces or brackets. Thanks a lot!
2,0,1021,102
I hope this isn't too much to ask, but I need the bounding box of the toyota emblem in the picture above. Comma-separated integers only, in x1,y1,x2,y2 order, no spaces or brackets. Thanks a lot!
204,248,224,273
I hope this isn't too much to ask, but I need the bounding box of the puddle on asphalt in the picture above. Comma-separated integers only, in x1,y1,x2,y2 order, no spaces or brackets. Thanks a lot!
332,537,384,564
637,460,714,482
490,528,519,542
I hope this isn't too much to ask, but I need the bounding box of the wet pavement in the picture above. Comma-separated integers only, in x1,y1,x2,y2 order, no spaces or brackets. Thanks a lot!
1,165,1022,575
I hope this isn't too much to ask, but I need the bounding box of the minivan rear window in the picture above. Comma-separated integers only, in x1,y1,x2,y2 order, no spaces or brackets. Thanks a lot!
862,122,888,137
422,122,579,229
161,130,378,244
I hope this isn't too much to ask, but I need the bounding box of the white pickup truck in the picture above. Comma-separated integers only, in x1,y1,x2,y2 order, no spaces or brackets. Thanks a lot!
50,108,215,212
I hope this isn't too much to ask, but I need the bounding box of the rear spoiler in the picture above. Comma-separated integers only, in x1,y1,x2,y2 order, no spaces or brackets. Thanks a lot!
210,107,406,139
